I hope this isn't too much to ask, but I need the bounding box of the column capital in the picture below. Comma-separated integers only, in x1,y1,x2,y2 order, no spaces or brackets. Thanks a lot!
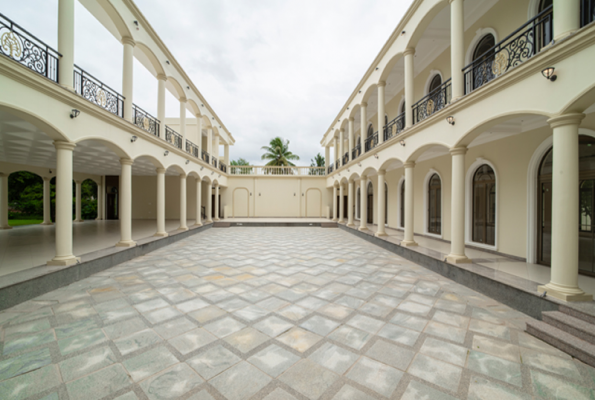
349,117,355,122
43,176,51,181
378,169,386,176
195,176,202,182
404,47,415,57
121,36,136,47
404,161,415,169
449,147,468,156
179,97,187,103
156,167,166,174
548,113,585,129
74,180,83,184
180,173,187,179
53,141,76,151
377,81,386,88
359,176,367,182
361,102,368,108
120,158,134,166
157,73,167,81
340,128,345,133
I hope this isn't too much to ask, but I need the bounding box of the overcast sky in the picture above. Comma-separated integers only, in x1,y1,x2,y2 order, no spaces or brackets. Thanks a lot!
4,0,412,166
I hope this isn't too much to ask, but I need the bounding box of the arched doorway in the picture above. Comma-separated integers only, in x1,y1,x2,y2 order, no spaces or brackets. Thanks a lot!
538,135,595,275
428,174,441,235
472,165,496,246
367,182,373,224
356,187,361,219
400,180,405,228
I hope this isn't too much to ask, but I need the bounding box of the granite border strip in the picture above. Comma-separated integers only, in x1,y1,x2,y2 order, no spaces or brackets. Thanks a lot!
0,224,212,311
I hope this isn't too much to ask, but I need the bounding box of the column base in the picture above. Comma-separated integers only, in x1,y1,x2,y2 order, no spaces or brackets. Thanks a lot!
154,232,169,237
401,240,418,247
338,219,345,224
375,231,388,237
95,217,103,221
346,223,355,227
332,218,338,222
205,220,213,224
358,226,368,232
47,255,80,266
446,254,472,264
0,226,12,230
538,283,593,302
213,218,220,222
115,240,137,248
74,219,84,223
40,222,54,226
179,226,189,232
193,223,203,227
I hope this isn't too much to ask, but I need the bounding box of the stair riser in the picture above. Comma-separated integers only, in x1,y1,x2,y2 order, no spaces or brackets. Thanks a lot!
526,324,595,368
559,305,595,325
542,315,595,345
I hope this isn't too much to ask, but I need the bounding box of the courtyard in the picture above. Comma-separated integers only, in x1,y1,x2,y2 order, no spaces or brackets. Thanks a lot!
0,227,594,400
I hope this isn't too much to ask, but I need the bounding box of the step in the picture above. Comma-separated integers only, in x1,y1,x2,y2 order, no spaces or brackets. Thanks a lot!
321,222,338,228
542,311,595,345
526,320,595,368
213,222,231,228
559,304,595,325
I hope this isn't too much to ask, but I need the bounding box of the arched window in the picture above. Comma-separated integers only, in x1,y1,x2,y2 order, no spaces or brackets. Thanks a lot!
472,165,496,245
428,174,441,235
400,180,405,228
367,124,374,138
428,74,442,94
400,101,406,115
472,34,496,91
385,115,389,126
367,182,374,224
538,0,553,49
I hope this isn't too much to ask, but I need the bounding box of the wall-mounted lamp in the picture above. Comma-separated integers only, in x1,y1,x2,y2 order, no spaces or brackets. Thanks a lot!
302,193,304,196
164,150,169,156
219,126,221,128
374,154,379,159
294,193,296,196
201,104,204,107
541,67,557,81
211,171,214,175
358,163,362,167
250,192,252,196
401,30,406,35
165,60,170,65
49,169,52,174
70,109,80,119
200,166,204,171
259,193,261,196
185,159,190,165
446,116,455,126
130,135,137,143
375,67,379,70
218,174,221,178
347,107,349,110
212,117,215,120
133,21,139,30
359,90,362,93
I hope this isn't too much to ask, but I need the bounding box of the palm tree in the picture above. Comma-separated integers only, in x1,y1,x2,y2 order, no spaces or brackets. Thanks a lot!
261,137,300,167
310,153,325,176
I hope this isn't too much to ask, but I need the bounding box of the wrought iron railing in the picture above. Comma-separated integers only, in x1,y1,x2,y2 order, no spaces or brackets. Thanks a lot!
219,162,227,173
73,65,124,117
328,163,334,174
201,149,210,164
384,113,405,141
165,126,183,149
582,0,595,27
413,79,452,124
335,159,340,169
133,104,159,136
212,157,218,168
352,143,361,160
343,152,349,166
186,140,199,158
463,5,553,94
365,133,378,152
0,14,60,83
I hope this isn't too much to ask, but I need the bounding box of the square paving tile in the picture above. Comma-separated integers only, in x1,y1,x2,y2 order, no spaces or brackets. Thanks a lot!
187,345,241,379
59,346,116,382
308,342,359,374
176,298,210,313
253,315,294,337
262,388,299,400
467,350,522,387
209,361,271,400
279,359,338,400
114,329,161,356
419,337,468,367
224,327,270,353
248,344,300,377
402,380,458,400
153,317,196,340
366,339,415,371
277,327,322,353
0,348,53,382
408,353,462,392
0,364,60,400
233,304,269,322
318,303,353,320
122,346,179,381
188,306,226,324
277,304,312,321
376,323,420,347
346,357,403,397
328,325,372,350
330,384,376,400
346,314,385,334
530,369,594,400
203,316,246,338
390,312,428,332
169,328,217,355
140,363,203,400
300,315,340,336
144,306,183,324
66,364,132,400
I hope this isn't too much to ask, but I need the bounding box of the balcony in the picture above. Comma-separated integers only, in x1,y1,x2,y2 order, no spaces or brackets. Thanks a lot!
0,13,59,83
581,0,595,27
335,158,341,169
328,163,334,174
133,104,160,137
365,132,378,152
212,156,218,168
219,162,227,173
413,79,452,125
342,152,349,166
352,143,361,160
74,65,124,118
463,5,553,94
201,149,210,163
186,140,199,158
384,113,405,141
165,126,183,149
228,166,325,176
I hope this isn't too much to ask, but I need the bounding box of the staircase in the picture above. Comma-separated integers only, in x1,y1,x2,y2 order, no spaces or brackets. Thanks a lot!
526,305,595,367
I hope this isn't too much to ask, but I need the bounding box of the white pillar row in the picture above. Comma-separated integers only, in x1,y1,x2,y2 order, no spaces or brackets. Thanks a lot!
179,174,188,231
359,176,368,231
402,161,417,246
179,97,187,144
194,177,202,226
42,177,53,225
404,48,415,129
360,102,367,150
339,183,345,223
450,0,465,100
154,168,167,237
332,185,338,221
57,0,74,89
116,158,136,247
446,147,470,263
348,118,354,161
48,141,79,265
157,74,167,139
553,0,581,40
207,128,213,158
213,184,220,221
0,173,11,229
376,170,387,237
339,129,345,167
122,36,135,122
377,81,386,145
347,179,355,227
538,113,592,302
74,180,83,222
206,184,213,224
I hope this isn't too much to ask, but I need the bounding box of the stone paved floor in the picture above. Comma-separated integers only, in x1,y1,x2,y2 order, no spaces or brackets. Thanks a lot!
1,227,594,400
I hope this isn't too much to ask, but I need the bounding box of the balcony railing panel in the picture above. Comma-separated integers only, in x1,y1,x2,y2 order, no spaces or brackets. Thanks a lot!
219,162,227,173
582,0,595,27
74,65,124,117
328,163,334,174
212,157,218,168
365,133,378,152
186,140,199,158
413,79,452,125
133,104,160,137
384,113,405,141
352,144,362,160
335,159,341,169
342,152,349,166
463,6,553,94
0,14,60,82
228,166,325,176
165,126,183,149
201,149,210,163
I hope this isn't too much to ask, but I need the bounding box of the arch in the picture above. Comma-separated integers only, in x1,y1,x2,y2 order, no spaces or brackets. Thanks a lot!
305,188,322,217
132,154,164,169
367,123,374,138
0,102,69,142
232,187,250,217
465,28,499,66
527,0,552,18
423,169,443,238
466,158,499,250
380,157,404,172
340,176,349,185
73,137,131,159
166,76,186,100
361,166,378,178
560,82,595,114
165,163,185,176
95,0,132,41
201,115,212,128
348,172,361,182
425,70,444,95
379,52,404,83
349,103,361,120
361,84,378,104
406,142,450,163
187,99,201,117
398,175,405,228
398,96,406,116
134,42,165,76
187,171,200,179
406,0,449,49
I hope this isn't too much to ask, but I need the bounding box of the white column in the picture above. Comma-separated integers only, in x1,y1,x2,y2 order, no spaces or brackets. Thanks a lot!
359,176,368,231
224,144,229,165
42,177,53,225
347,179,355,227
116,158,136,247
376,170,387,237
180,97,187,143
325,146,330,172
377,81,386,145
0,173,11,229
553,0,580,40
348,118,354,161
95,178,103,221
214,134,220,160
154,168,167,237
404,48,415,129
48,142,79,265
360,102,367,150
194,177,202,226
196,114,203,154
339,183,345,223
207,128,213,159
538,114,592,302
157,74,167,138
179,174,188,230
206,184,213,223
332,185,338,221
402,162,417,246
74,180,83,222
333,137,339,166
122,37,135,122
57,0,74,89
446,148,470,263
213,184,220,221
339,129,345,167
450,0,465,100
100,175,106,220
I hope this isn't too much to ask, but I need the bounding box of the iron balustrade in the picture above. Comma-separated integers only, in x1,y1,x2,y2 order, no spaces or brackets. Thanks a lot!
73,65,124,117
582,0,595,27
186,140,199,158
463,5,553,94
212,157,218,168
413,79,452,125
133,104,160,137
365,132,378,152
328,163,334,174
352,143,361,160
201,149,210,163
219,162,227,173
343,152,349,166
384,113,405,141
165,126,183,149
0,13,60,83
335,159,341,169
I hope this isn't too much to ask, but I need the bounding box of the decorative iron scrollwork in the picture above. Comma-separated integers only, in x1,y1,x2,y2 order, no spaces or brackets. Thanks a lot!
74,65,124,117
133,104,159,137
413,79,452,125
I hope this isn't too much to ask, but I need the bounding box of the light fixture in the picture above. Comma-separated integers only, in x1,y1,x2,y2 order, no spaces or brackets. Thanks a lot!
250,192,252,196
358,162,362,167
400,140,406,146
541,67,557,81
70,109,80,119
165,60,170,65
212,117,215,120
294,193,296,196
49,169,52,174
302,193,304,196
375,67,379,70
359,90,362,93
259,193,261,196
211,171,214,175
186,86,190,89
374,154,379,159
130,135,137,143
200,167,204,170
185,159,190,164
218,174,221,178
133,20,139,26
164,150,169,156
401,30,406,35
201,104,204,107
446,116,455,125
347,107,349,110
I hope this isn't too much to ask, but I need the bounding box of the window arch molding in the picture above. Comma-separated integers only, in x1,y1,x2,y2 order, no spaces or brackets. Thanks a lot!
397,175,405,229
527,0,551,19
424,70,444,95
465,28,499,65
367,123,374,138
465,157,499,250
423,169,444,238
398,96,406,117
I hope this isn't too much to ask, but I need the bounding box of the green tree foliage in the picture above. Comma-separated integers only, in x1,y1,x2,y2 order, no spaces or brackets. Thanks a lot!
309,153,325,176
230,158,252,174
261,137,300,167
